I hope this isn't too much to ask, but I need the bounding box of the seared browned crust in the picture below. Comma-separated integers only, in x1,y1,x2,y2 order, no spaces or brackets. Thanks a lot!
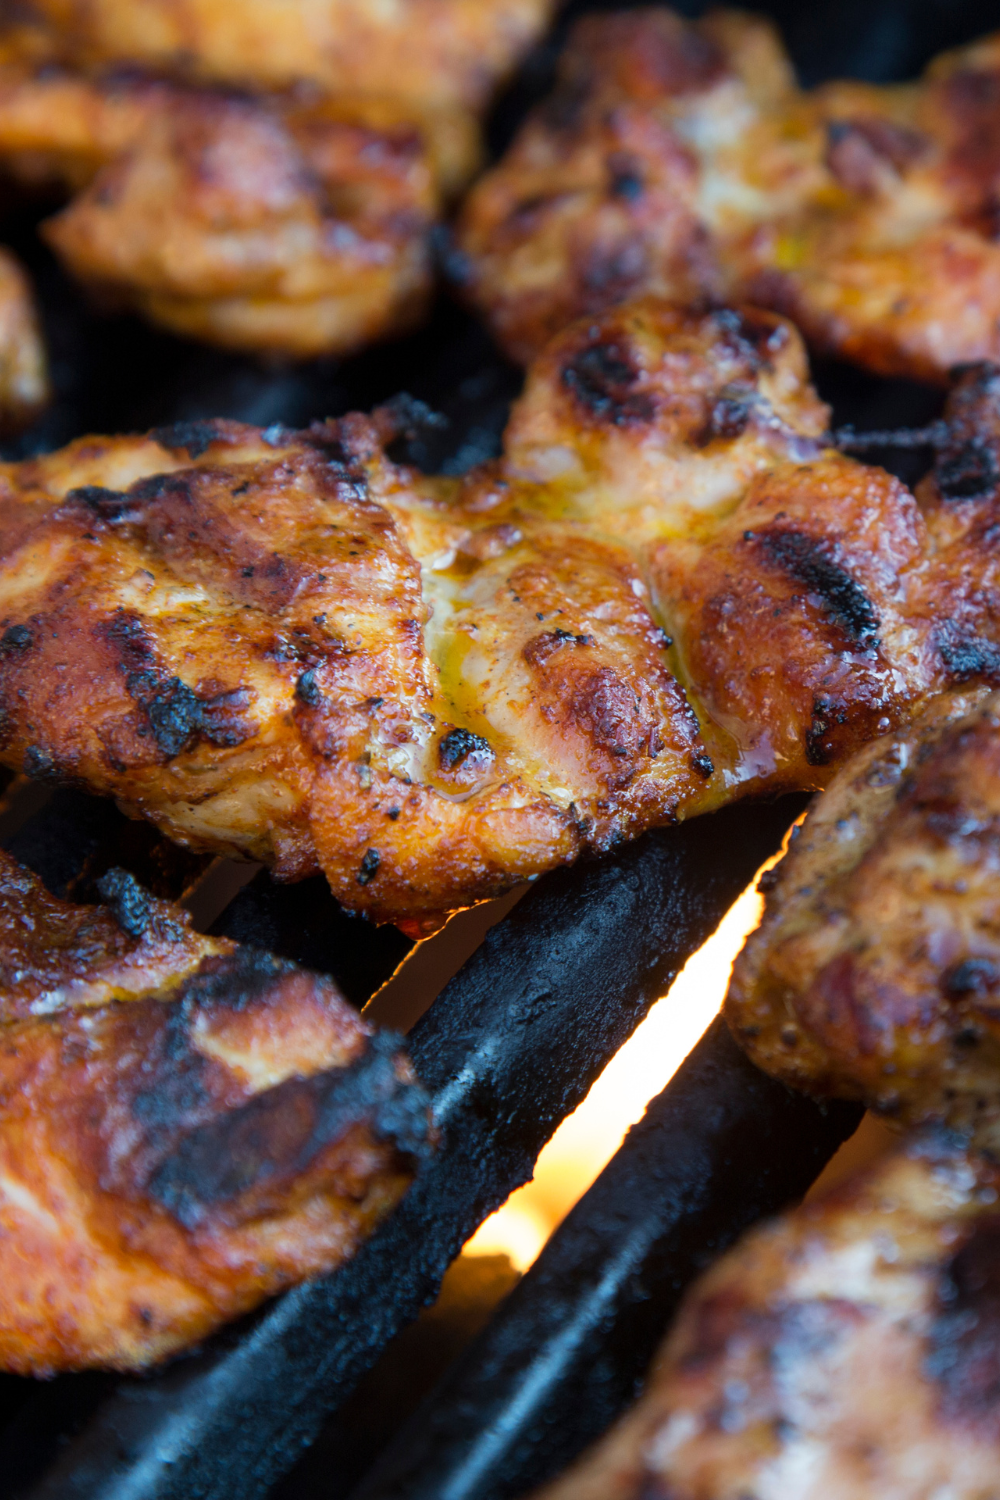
2,299,999,923
0,245,48,432
0,64,438,357
0,847,429,1374
532,1133,1000,1500
457,8,1000,381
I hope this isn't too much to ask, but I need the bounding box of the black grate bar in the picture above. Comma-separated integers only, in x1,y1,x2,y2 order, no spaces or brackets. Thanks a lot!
351,1018,861,1500
9,795,804,1500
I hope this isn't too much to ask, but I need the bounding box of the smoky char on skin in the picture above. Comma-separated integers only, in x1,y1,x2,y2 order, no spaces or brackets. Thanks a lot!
5,300,1000,924
530,1132,1000,1500
0,847,431,1375
457,7,1000,383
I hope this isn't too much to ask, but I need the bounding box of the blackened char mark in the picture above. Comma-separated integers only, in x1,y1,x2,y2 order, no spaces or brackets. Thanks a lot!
711,307,788,371
933,439,1000,501
942,957,1000,1000
97,866,152,939
152,420,224,460
64,485,133,523
929,1215,1000,1439
127,672,253,758
936,623,1000,684
173,948,299,1013
148,1030,431,1228
438,727,494,773
561,341,654,426
0,624,32,652
806,694,847,768
751,529,880,648
22,744,62,781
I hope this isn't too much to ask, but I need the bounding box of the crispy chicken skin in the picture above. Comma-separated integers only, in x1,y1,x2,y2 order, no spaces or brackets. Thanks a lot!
0,847,430,1375
457,8,1000,381
0,65,438,358
3,299,1000,924
0,245,47,431
531,1132,1000,1500
725,686,1000,1147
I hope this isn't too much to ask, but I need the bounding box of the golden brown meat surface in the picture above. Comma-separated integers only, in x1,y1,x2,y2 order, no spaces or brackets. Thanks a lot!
0,298,996,924
457,8,1000,381
531,1133,1000,1500
0,65,439,357
0,245,47,431
725,683,1000,1148
0,847,430,1375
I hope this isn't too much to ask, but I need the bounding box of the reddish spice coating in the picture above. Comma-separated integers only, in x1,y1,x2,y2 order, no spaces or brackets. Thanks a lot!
1,299,1000,923
457,8,1000,382
0,848,429,1374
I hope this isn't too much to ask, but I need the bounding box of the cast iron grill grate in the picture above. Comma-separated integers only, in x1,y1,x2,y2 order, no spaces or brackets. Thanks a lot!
0,1,989,1495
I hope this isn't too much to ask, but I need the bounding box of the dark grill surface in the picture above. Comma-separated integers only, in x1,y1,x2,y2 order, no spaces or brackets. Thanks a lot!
0,1,991,1495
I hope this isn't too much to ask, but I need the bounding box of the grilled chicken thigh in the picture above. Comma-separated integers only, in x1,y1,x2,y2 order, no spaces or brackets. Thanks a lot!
726,685,1000,1148
2,298,1000,923
0,246,48,431
531,1132,1000,1500
457,8,1000,381
0,847,429,1374
0,63,438,358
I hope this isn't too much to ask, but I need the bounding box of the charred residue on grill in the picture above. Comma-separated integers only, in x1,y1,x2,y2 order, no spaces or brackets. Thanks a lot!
747,528,881,649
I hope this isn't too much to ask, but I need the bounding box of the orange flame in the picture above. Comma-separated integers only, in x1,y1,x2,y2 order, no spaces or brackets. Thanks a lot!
464,848,787,1270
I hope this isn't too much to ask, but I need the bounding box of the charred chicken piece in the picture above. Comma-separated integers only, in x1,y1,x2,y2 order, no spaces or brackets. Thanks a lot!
0,299,992,926
726,684,1000,1147
531,1132,1000,1500
0,64,438,358
9,0,558,190
457,8,1000,381
0,245,48,431
0,846,429,1375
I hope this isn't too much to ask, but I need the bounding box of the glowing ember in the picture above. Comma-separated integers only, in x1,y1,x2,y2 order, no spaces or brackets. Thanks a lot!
465,850,786,1270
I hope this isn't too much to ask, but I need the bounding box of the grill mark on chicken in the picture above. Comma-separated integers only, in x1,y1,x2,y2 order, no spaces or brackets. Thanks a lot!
100,610,255,759
560,340,654,425
936,623,1000,683
152,419,228,459
934,438,1000,501
149,1029,429,1229
2,302,1000,921
748,528,881,647
0,847,430,1373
